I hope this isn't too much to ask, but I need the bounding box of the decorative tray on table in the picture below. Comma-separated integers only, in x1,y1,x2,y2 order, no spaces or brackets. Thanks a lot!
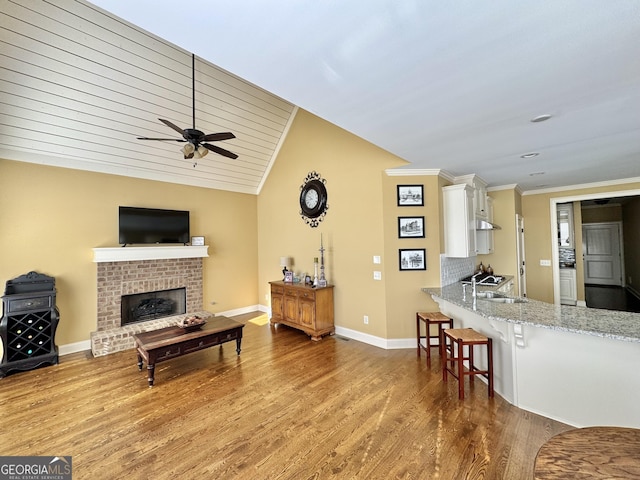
177,315,206,332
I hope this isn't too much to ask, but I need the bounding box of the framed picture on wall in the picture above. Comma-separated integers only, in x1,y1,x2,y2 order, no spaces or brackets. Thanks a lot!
399,249,427,271
397,185,424,206
398,216,425,238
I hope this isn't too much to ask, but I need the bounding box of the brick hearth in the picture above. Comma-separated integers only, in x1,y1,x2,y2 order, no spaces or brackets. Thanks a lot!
91,257,206,356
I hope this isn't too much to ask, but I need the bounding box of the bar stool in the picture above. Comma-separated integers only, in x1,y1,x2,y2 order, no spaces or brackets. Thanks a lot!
442,328,493,400
416,312,453,367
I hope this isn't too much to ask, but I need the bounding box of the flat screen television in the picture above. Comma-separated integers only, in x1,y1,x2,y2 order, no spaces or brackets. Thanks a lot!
119,206,190,245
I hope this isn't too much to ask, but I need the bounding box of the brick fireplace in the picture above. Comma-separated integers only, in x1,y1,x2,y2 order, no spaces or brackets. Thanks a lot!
91,246,210,356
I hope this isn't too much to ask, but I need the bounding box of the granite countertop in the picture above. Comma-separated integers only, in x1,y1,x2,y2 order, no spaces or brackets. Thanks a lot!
423,283,640,343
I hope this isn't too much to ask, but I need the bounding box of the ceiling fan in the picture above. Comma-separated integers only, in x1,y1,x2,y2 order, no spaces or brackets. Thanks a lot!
137,53,238,161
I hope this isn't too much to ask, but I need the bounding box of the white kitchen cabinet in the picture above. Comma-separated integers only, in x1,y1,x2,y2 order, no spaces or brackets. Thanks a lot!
474,179,488,218
559,268,577,305
443,183,476,257
456,174,488,218
476,196,494,254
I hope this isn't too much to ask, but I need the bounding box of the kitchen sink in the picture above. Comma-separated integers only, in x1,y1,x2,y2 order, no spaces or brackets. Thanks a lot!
475,291,505,298
480,296,527,304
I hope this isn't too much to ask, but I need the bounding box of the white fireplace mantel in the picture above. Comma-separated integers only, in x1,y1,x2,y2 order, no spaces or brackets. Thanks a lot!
93,245,209,263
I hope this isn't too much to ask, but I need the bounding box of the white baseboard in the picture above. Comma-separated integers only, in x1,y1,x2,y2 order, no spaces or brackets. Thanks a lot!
59,340,91,356
334,326,415,350
218,304,266,317
261,303,415,350
59,304,416,356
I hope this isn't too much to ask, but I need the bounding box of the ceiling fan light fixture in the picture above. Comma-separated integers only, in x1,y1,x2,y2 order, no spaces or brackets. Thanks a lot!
181,142,195,158
194,145,208,159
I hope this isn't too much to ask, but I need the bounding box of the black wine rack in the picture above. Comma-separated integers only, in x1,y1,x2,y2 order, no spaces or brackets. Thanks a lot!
1,272,59,377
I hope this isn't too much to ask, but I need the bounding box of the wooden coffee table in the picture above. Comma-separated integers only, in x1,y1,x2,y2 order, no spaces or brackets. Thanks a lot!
133,316,244,386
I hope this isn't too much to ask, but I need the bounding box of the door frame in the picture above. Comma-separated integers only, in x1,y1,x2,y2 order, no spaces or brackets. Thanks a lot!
550,188,640,306
515,214,527,297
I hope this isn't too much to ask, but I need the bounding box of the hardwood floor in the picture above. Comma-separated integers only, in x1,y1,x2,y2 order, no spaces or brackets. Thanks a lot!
0,313,571,479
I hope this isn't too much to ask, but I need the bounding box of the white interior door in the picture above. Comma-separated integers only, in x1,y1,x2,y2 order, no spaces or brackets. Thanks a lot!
516,214,527,297
583,223,622,286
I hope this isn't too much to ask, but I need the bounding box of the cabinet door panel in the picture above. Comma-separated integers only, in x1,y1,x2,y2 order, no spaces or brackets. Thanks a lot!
299,300,315,328
284,296,299,323
271,293,284,321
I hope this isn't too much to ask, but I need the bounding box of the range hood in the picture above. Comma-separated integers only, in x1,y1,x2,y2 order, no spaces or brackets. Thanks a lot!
476,219,501,230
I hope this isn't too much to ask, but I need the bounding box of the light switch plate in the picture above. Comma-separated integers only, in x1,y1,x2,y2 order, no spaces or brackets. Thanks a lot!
373,271,382,280
540,259,551,266
373,255,381,264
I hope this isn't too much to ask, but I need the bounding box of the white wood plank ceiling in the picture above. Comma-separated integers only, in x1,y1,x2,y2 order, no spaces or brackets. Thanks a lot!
0,0,296,194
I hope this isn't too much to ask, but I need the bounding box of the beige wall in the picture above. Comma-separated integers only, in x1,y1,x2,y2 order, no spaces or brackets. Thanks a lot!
0,159,259,346
522,182,640,303
381,174,443,339
257,110,442,340
581,204,623,224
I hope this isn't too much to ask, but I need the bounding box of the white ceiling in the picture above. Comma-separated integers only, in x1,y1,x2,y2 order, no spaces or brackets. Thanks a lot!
3,1,639,193
86,0,640,192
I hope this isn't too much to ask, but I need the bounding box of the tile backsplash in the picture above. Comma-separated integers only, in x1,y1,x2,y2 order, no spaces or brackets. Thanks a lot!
559,248,576,264
440,254,476,286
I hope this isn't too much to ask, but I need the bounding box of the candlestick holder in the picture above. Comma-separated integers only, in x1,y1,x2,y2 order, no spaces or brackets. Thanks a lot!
318,234,327,287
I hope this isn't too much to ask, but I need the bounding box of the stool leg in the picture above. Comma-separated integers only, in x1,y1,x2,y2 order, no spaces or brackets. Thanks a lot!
488,338,494,398
469,343,475,385
426,321,432,368
457,340,465,400
416,314,421,358
442,334,449,382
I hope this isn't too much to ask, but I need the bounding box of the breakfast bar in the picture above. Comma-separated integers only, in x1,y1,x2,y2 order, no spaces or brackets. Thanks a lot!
423,282,640,428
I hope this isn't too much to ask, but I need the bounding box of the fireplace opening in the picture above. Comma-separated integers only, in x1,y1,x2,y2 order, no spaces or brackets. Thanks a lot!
121,287,186,326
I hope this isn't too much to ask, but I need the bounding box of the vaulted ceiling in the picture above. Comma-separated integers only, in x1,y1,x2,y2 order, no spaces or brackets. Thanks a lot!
1,0,295,194
2,1,640,194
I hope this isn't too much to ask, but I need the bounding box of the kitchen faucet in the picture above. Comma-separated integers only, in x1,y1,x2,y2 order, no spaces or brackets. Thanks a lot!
471,271,483,298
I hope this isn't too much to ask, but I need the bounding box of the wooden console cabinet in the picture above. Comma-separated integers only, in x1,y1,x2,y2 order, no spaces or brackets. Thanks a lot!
269,281,334,341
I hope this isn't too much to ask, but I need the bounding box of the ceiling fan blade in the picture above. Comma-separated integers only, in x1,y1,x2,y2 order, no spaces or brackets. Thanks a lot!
203,143,238,159
201,132,236,142
137,137,186,142
158,118,185,135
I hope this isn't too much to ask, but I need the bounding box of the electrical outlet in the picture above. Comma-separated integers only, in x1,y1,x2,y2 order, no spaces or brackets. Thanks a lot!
540,259,551,267
373,271,382,280
363,315,369,324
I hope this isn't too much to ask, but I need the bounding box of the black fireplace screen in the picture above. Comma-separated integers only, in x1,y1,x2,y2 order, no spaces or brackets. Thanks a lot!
121,287,186,325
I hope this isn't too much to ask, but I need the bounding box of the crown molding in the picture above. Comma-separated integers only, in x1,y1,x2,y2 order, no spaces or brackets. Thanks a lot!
522,177,640,196
385,168,450,179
